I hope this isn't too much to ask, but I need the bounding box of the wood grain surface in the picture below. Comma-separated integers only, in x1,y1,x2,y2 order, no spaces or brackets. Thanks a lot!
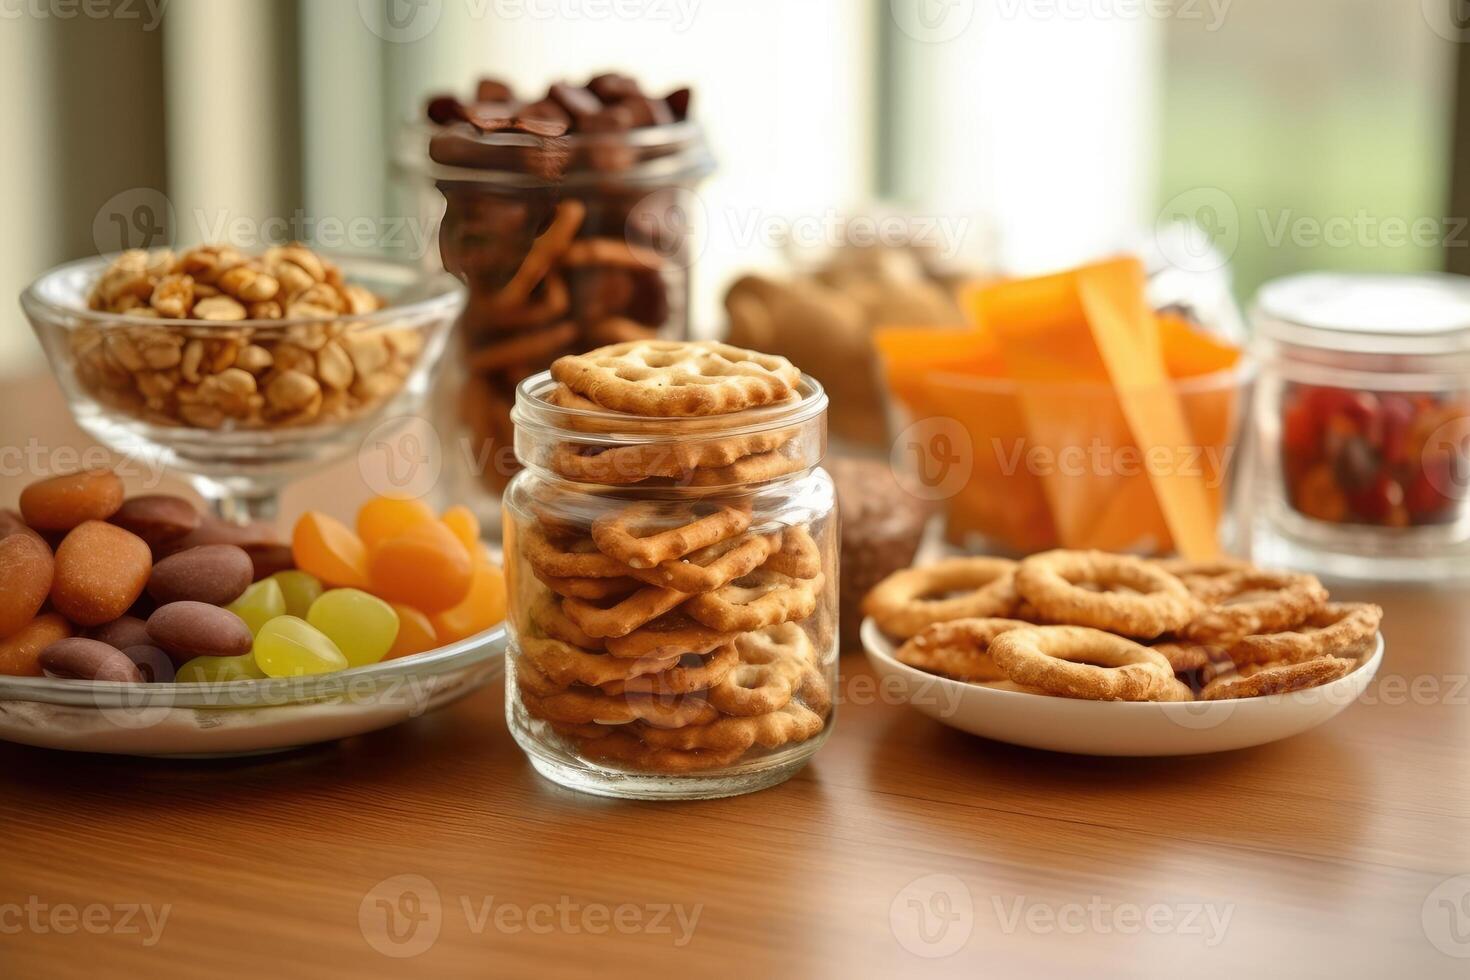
0,375,1467,979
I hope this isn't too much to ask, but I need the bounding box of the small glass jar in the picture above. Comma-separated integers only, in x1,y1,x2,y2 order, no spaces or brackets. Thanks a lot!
1246,272,1470,580
501,372,837,800
395,119,715,524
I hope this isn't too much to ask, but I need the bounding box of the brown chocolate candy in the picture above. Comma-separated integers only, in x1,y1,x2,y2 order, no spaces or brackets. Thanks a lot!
148,544,254,606
39,637,145,683
476,77,514,102
88,615,153,651
111,494,202,550
146,601,254,661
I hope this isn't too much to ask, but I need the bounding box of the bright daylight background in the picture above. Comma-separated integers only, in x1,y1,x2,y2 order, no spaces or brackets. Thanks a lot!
0,0,1456,373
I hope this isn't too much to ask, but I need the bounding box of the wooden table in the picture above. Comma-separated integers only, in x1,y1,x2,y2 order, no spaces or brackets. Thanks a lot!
1,375,1467,979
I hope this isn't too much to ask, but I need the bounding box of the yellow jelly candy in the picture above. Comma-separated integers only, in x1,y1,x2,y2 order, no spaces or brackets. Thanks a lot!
306,588,399,668
252,616,348,677
226,578,287,636
271,570,324,619
176,654,266,683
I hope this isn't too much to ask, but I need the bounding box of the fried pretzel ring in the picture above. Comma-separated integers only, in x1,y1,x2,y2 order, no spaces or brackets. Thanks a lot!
577,732,747,774
1015,550,1196,639
599,643,740,696
683,448,807,487
761,524,821,579
603,613,737,660
1200,656,1356,701
1150,640,1231,672
1227,602,1382,666
988,625,1174,701
533,569,641,600
894,618,1031,683
520,524,631,579
706,623,816,716
531,592,604,650
623,532,782,593
634,700,826,753
550,431,792,486
561,585,689,638
519,636,679,688
863,557,1019,639
519,683,718,728
1154,557,1255,601
591,502,751,569
1180,569,1329,643
684,570,823,633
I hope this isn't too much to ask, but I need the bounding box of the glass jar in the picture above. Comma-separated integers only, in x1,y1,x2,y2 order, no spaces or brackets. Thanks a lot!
1246,272,1470,580
394,119,715,526
501,372,837,800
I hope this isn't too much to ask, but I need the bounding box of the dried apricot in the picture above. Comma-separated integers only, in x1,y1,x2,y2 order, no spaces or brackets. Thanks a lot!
357,496,437,548
368,521,473,613
291,511,371,590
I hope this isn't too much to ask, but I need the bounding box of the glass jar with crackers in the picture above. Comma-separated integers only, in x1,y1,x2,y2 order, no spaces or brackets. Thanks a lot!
502,340,837,799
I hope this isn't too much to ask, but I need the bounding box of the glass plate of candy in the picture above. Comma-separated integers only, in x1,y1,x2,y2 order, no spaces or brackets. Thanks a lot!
0,470,506,757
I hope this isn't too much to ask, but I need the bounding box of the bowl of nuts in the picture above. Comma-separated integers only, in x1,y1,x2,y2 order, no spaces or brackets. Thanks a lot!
22,244,464,520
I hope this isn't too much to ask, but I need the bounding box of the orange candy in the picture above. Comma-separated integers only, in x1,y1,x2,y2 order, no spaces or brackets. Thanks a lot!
430,563,506,643
441,506,481,558
19,469,125,532
0,532,54,639
291,511,371,590
368,521,474,613
356,496,436,548
385,603,439,660
51,521,152,626
0,613,72,677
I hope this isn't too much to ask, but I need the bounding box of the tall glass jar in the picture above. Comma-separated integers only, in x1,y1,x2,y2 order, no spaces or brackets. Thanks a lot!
501,372,837,800
1246,272,1470,581
395,118,716,525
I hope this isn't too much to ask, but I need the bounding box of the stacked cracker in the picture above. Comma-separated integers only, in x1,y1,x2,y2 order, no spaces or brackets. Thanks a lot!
866,550,1382,702
512,340,834,774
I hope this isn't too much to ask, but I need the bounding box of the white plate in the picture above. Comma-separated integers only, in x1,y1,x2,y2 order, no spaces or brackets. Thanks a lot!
0,627,506,758
861,618,1383,756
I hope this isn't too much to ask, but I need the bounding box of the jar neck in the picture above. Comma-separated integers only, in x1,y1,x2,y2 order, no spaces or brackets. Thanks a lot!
510,371,828,492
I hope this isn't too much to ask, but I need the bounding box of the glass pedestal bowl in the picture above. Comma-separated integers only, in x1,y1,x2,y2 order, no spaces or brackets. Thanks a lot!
22,253,465,523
